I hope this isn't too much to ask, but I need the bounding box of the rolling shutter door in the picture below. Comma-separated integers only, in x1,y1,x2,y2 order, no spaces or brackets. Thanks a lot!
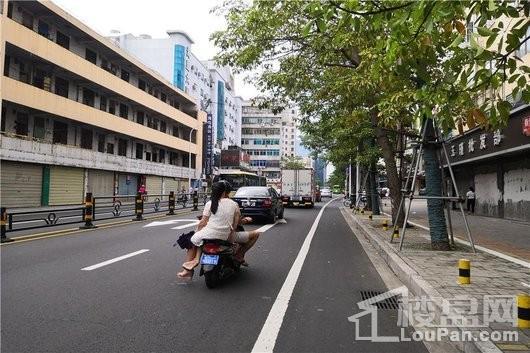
0,161,42,207
145,175,163,201
117,174,138,196
49,166,84,205
87,170,114,197
163,177,180,195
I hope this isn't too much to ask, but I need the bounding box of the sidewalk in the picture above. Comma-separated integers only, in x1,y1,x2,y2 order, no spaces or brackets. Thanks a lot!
381,199,530,261
343,207,530,353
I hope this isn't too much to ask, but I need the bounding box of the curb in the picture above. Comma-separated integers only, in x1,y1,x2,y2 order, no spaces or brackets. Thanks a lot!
345,210,503,353
2,208,201,245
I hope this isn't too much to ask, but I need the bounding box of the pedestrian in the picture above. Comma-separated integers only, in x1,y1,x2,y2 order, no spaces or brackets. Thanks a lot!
138,184,147,201
466,186,475,215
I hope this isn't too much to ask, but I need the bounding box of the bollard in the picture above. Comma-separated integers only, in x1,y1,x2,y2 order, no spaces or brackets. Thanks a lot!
0,207,13,243
193,191,198,211
368,214,373,220
360,209,365,214
133,193,144,221
382,220,388,231
458,259,470,284
80,193,97,229
517,294,530,328
392,228,400,238
167,191,175,215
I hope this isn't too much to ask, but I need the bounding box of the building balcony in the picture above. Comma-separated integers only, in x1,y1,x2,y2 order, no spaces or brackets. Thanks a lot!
0,134,198,179
3,18,200,130
2,77,200,155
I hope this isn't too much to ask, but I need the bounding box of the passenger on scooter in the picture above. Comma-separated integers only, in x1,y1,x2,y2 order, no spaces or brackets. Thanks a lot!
177,181,260,279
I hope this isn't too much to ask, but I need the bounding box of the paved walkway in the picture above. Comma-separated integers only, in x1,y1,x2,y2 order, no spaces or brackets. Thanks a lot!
345,208,530,353
381,198,530,261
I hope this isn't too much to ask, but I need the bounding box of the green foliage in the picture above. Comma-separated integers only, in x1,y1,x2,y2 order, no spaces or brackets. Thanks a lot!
281,155,306,169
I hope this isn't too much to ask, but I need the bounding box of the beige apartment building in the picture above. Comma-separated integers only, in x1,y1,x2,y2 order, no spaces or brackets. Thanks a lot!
0,0,204,207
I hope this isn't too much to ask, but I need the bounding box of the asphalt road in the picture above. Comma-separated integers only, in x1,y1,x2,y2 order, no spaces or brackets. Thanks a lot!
1,199,428,353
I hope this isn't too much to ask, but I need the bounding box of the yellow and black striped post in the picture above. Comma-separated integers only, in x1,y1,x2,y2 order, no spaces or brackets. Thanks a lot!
360,208,365,215
193,191,199,211
458,259,470,284
517,294,530,328
1,207,13,243
392,228,400,238
382,220,388,231
368,213,373,220
167,191,175,215
133,192,144,221
80,193,96,229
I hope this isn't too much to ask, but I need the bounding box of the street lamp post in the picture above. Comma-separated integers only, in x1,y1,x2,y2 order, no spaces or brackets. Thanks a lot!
188,127,196,191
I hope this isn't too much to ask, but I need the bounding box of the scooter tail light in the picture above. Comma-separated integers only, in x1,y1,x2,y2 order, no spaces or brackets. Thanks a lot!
203,243,221,254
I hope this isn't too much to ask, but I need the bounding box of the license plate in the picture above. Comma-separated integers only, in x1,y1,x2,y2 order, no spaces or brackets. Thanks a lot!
201,254,219,265
242,201,255,207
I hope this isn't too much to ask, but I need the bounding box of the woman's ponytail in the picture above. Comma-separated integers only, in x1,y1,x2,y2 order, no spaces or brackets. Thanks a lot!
210,182,226,215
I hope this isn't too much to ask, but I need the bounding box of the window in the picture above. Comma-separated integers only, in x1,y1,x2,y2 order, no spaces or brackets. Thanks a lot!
101,58,110,71
14,112,28,136
159,149,166,163
145,151,151,161
33,117,46,139
1,107,6,132
85,49,97,64
106,142,114,154
172,125,179,137
119,103,128,119
3,55,9,77
33,69,48,90
82,88,95,107
161,92,167,102
53,121,68,144
136,143,143,159
121,69,129,82
21,10,33,29
99,96,107,111
152,149,157,162
55,77,69,98
80,128,93,149
137,111,144,125
160,121,166,133
118,139,127,156
56,31,70,49
97,134,105,152
19,63,29,83
109,100,116,115
138,79,146,91
38,20,49,38
7,1,13,18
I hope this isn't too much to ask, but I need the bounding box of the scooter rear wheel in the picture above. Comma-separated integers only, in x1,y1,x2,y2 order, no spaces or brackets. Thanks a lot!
204,270,220,289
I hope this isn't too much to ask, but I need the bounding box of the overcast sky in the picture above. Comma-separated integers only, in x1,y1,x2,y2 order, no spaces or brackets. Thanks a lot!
52,0,259,99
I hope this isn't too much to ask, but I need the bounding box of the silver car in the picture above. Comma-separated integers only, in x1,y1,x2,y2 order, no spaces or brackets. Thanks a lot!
320,188,332,198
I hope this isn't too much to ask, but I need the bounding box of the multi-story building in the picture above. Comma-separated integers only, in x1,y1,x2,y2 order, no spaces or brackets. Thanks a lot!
241,101,303,188
108,32,243,173
0,0,204,207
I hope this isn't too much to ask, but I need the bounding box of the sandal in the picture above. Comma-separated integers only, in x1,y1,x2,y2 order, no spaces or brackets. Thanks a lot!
182,260,199,271
177,268,194,279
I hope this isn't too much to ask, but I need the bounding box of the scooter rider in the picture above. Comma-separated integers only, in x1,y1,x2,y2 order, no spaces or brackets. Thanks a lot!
177,181,260,279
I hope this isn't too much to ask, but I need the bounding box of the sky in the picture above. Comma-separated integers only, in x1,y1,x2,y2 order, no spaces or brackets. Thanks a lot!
52,0,259,99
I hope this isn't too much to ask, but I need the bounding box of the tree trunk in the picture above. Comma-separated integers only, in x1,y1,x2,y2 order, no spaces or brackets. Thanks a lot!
423,118,450,250
369,108,403,225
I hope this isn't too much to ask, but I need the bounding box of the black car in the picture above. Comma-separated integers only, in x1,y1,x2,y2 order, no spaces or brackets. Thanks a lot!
232,186,284,224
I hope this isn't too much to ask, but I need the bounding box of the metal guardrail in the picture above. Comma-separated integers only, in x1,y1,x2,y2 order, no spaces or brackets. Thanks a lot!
1,191,210,242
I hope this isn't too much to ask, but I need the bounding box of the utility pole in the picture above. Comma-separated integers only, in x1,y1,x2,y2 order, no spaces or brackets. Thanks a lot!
355,148,360,204
348,158,352,196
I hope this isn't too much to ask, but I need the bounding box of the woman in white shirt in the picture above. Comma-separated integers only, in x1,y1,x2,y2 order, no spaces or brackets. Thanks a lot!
177,181,259,279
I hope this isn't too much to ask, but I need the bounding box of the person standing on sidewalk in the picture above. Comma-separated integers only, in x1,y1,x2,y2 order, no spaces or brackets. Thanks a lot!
466,186,475,214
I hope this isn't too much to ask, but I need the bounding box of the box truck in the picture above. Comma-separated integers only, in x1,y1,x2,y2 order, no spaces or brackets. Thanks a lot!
280,168,315,208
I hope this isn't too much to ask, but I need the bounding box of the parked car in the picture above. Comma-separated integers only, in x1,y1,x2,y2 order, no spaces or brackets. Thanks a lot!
232,186,284,223
320,187,332,198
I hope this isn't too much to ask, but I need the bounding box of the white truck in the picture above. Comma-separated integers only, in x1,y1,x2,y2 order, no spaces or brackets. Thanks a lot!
280,168,315,208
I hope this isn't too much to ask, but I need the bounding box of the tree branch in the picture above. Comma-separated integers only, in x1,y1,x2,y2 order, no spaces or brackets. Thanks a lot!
329,1,414,16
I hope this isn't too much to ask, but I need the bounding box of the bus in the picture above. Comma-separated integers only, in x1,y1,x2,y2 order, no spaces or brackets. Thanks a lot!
332,185,342,194
213,170,266,193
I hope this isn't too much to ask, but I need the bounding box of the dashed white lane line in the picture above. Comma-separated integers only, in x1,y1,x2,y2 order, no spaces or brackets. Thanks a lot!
81,249,150,271
251,198,336,352
254,218,286,233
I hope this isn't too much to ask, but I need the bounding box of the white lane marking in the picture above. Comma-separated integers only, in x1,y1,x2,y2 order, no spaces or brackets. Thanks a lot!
144,219,197,228
251,198,337,352
171,221,199,230
382,212,530,269
81,249,150,271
